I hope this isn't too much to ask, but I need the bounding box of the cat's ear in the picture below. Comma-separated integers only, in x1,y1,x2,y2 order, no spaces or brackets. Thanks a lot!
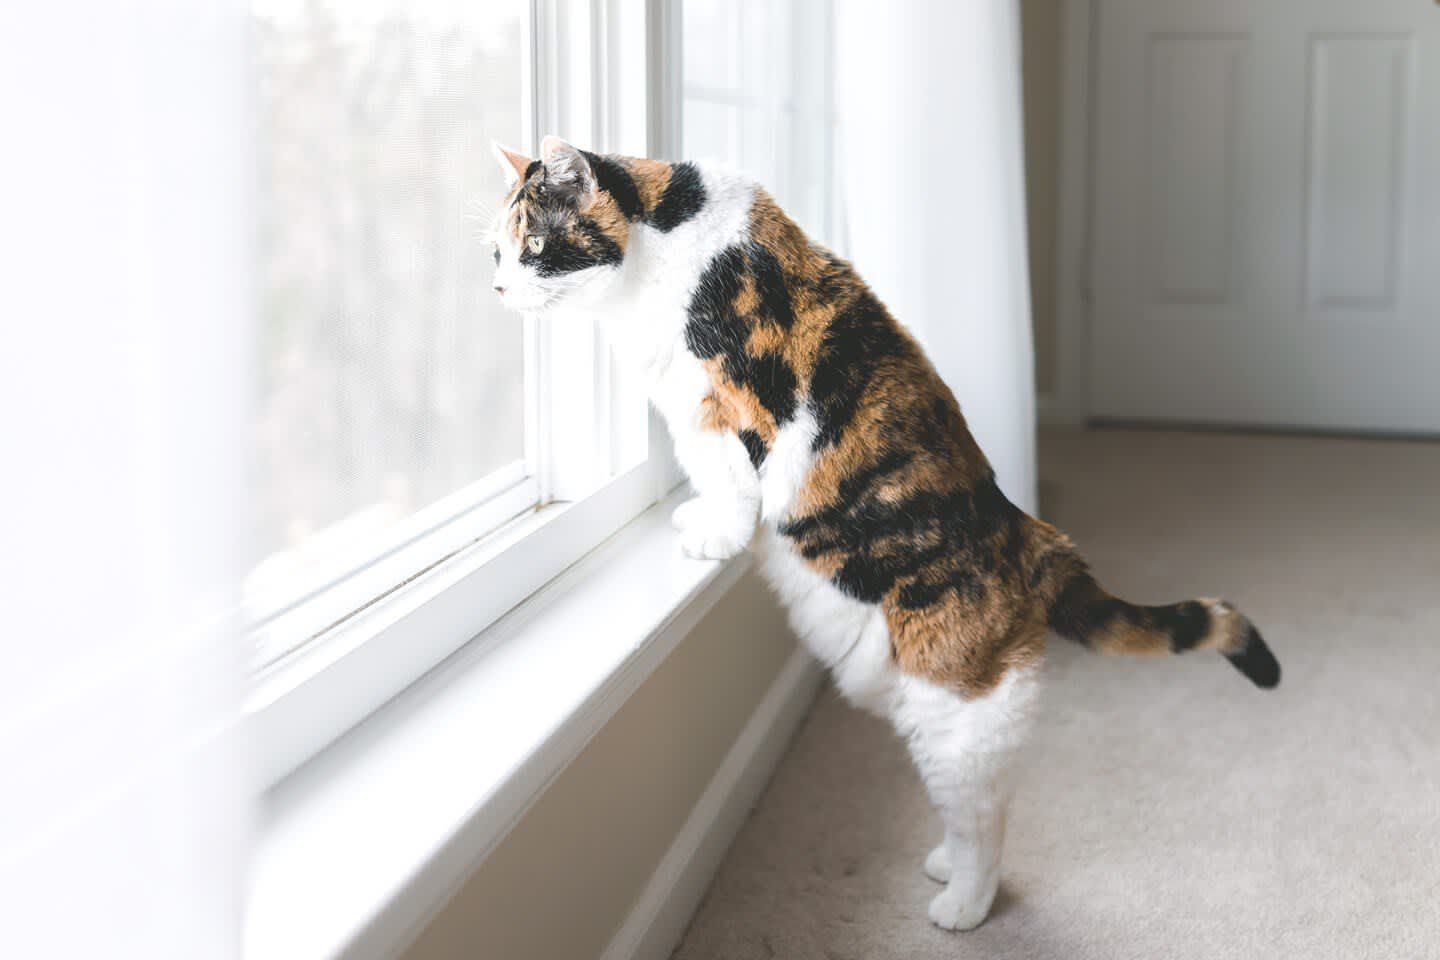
491,141,533,188
539,135,595,195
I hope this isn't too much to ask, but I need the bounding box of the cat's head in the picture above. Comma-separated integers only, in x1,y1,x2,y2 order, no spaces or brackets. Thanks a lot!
488,136,629,312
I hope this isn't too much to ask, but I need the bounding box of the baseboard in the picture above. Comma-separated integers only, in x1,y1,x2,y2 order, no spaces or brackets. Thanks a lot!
599,647,823,960
1037,391,1083,427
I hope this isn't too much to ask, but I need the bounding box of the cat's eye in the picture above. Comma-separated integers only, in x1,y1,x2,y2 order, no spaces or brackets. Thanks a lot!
526,235,545,254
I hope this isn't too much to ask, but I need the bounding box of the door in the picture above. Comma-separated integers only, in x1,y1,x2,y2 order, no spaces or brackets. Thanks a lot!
1089,0,1440,432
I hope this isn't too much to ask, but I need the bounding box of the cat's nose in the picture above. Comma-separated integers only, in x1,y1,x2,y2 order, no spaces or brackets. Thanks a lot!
493,285,506,296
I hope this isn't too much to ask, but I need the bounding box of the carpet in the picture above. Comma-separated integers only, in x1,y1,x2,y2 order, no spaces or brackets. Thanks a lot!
670,427,1440,960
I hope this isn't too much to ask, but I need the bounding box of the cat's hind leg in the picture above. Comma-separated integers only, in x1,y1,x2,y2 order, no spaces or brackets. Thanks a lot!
894,666,1040,931
928,792,1008,930
922,838,951,883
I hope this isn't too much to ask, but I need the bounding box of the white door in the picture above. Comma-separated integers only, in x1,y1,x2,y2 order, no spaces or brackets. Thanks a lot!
1089,0,1440,433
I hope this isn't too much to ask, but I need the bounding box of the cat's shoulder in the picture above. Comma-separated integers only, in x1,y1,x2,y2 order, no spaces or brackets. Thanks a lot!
680,159,762,209
632,158,758,257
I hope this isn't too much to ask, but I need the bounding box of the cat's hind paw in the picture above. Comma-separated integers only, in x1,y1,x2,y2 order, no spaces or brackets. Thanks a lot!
922,843,951,883
928,886,994,932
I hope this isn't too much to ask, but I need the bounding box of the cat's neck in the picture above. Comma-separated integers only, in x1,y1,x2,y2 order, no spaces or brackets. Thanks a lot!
593,161,760,381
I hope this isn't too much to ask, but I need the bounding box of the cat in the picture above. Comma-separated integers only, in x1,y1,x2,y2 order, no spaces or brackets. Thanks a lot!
488,136,1281,931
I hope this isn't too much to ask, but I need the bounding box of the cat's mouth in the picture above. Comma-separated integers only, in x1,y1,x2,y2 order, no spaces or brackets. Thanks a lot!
494,287,553,312
495,264,621,314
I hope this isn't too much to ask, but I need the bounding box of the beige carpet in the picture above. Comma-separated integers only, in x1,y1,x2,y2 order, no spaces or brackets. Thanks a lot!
671,427,1440,960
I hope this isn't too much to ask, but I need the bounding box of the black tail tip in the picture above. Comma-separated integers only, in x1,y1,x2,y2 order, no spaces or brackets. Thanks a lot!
1225,625,1281,689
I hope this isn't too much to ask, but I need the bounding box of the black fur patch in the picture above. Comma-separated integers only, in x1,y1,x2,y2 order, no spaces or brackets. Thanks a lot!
685,245,800,427
834,555,892,604
897,567,980,610
733,351,798,425
777,448,914,542
1154,601,1209,652
748,243,796,330
738,429,768,469
580,150,644,221
1047,570,1121,645
649,162,707,232
685,247,749,359
1225,625,1281,689
851,538,957,607
780,473,1018,608
519,216,622,277
808,291,907,449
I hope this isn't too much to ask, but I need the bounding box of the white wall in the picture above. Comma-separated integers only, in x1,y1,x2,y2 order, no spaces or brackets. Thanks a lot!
834,0,1038,513
399,573,811,960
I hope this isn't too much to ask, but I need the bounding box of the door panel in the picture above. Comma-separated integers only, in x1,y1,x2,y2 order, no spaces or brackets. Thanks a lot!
1090,0,1440,433
1146,32,1245,306
1303,34,1409,311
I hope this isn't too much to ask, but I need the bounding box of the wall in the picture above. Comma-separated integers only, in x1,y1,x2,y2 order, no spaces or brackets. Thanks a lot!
1021,0,1063,399
835,0,1038,513
400,571,805,960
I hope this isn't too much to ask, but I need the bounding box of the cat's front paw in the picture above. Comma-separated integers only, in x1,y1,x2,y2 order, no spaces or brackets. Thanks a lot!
673,497,756,561
670,496,706,531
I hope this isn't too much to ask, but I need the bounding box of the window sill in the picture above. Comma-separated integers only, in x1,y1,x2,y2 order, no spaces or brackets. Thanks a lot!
244,489,752,960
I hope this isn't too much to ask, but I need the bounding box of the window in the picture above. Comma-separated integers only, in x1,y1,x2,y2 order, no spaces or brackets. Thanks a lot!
242,0,839,788
682,0,839,245
246,0,670,786
248,0,532,668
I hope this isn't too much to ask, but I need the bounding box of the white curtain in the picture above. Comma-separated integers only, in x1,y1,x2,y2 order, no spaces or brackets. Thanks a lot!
0,3,253,957
834,0,1038,513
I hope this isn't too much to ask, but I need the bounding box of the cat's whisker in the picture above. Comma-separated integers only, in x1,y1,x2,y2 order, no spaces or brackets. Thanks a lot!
467,195,499,220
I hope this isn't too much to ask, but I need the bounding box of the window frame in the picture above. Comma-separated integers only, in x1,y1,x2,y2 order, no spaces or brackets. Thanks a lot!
247,461,539,670
246,0,683,789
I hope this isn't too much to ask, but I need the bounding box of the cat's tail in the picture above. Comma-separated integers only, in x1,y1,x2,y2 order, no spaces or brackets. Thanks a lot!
1041,557,1280,689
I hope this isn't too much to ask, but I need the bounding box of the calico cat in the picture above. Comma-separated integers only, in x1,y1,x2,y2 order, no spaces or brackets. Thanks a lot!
489,136,1280,931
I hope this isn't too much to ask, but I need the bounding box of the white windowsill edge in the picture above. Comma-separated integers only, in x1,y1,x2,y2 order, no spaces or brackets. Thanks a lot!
245,488,753,960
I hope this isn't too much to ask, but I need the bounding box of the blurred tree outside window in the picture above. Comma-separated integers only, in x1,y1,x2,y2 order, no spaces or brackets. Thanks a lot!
248,0,527,627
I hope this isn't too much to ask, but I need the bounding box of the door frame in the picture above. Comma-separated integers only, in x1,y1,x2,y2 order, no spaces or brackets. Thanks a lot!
1045,0,1097,425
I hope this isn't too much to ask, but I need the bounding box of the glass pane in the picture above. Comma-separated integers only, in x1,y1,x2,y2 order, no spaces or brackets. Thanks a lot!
249,0,528,618
683,99,739,167
681,0,733,91
682,0,836,243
